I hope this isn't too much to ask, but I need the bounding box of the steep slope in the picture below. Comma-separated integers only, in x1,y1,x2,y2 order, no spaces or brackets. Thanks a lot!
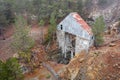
61,39,120,80
89,0,120,26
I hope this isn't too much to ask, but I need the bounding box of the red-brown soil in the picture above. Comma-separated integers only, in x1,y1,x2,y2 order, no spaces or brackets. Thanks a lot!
0,25,14,40
0,24,48,61
24,61,65,80
0,25,14,61
0,24,120,80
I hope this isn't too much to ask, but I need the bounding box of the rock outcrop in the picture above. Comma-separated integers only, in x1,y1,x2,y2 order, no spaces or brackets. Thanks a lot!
89,0,120,26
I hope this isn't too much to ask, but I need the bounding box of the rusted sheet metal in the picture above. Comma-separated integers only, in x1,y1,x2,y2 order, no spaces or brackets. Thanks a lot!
57,12,93,40
57,12,94,57
72,13,92,35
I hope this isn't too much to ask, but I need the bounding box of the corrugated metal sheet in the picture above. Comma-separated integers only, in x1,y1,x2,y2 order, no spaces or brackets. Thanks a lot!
57,12,94,57
57,12,93,40
72,13,92,35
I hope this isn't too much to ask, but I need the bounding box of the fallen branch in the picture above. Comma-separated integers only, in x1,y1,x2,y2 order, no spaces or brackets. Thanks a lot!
42,62,61,80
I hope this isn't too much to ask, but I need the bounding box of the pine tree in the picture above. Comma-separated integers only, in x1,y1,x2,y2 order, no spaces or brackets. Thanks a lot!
12,15,34,52
11,15,35,67
39,19,45,43
92,16,105,47
0,58,23,80
44,11,57,44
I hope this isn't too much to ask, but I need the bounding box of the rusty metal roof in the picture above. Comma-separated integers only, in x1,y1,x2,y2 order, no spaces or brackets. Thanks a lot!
57,12,93,40
72,13,92,35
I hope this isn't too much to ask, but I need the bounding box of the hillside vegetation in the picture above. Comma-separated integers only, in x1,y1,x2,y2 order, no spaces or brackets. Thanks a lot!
0,0,120,80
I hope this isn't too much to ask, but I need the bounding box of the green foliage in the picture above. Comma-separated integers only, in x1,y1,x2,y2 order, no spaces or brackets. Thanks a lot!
98,0,107,6
44,11,57,44
92,16,105,46
0,0,15,27
46,74,51,79
0,58,24,80
39,19,45,26
11,16,35,71
19,51,31,63
0,0,90,27
11,16,35,72
0,0,33,28
50,11,57,28
0,13,8,26
32,0,86,21
12,15,34,52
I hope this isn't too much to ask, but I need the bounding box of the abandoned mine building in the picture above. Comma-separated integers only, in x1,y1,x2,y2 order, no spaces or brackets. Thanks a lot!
57,12,94,59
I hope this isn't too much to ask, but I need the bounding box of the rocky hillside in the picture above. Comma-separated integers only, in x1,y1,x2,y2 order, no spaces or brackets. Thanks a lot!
89,0,120,26
61,37,120,80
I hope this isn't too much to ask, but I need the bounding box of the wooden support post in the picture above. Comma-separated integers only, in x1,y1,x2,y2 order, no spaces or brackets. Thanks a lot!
71,50,74,59
65,52,67,58
63,41,67,58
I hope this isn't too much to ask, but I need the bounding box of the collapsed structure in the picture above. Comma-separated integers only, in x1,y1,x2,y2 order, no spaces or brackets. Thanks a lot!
57,12,94,58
